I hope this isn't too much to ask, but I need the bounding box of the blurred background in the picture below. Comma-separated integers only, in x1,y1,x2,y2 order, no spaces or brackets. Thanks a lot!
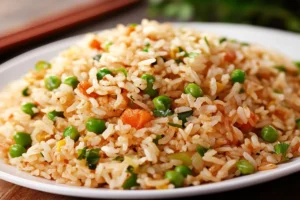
1,0,300,62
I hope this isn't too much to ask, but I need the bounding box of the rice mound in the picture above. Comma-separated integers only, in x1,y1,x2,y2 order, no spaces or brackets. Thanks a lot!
0,19,300,189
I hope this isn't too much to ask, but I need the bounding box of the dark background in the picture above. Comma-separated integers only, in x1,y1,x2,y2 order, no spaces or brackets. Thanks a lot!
0,0,300,199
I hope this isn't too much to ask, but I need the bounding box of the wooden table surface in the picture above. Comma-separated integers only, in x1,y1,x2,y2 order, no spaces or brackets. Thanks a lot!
1,0,300,199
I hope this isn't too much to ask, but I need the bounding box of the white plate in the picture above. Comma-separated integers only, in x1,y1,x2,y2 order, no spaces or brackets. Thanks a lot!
1,23,300,199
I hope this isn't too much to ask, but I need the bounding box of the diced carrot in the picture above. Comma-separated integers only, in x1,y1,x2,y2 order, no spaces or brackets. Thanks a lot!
90,39,102,50
127,26,135,35
237,112,257,132
224,49,236,62
216,82,225,93
121,108,152,129
78,81,99,98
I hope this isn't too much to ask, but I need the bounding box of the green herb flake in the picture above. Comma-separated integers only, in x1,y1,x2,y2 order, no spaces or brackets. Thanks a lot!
77,147,87,160
116,67,128,77
274,66,286,72
239,88,245,94
113,156,124,162
219,37,227,44
177,110,193,127
22,87,30,96
168,122,183,128
196,145,209,157
40,152,44,157
204,36,209,47
153,135,164,145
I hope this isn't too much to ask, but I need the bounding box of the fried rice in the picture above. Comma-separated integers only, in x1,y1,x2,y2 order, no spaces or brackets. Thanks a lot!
0,19,300,189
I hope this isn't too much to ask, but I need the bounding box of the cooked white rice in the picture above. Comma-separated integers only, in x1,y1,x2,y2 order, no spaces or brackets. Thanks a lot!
0,19,300,190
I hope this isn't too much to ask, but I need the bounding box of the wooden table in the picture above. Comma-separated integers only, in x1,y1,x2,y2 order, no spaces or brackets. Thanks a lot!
0,1,300,199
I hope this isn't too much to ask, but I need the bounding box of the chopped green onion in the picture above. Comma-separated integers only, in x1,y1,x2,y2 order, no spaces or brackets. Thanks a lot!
97,68,113,80
274,143,289,157
196,145,208,157
153,135,164,145
177,110,193,127
126,165,135,173
141,74,158,98
187,52,199,58
129,23,137,27
153,109,173,117
113,156,124,162
85,148,100,170
77,147,87,160
273,89,282,94
274,66,286,72
296,119,300,129
241,42,249,46
93,54,102,61
204,36,209,46
47,110,64,121
105,42,113,51
168,122,183,128
219,37,227,44
123,173,138,189
116,68,128,77
22,87,30,96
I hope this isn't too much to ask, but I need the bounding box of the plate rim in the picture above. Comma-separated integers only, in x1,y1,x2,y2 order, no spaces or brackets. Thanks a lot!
1,22,300,199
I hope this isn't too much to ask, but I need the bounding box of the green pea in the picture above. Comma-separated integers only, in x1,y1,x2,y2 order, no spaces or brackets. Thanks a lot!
47,110,64,121
236,159,255,175
44,75,61,91
261,125,279,143
175,165,192,177
63,76,79,89
296,119,300,129
231,69,246,83
153,96,172,111
9,144,26,158
86,118,106,134
141,74,158,98
13,132,32,148
21,103,37,117
35,61,51,71
184,83,203,98
63,126,80,141
165,170,185,188
96,68,113,80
